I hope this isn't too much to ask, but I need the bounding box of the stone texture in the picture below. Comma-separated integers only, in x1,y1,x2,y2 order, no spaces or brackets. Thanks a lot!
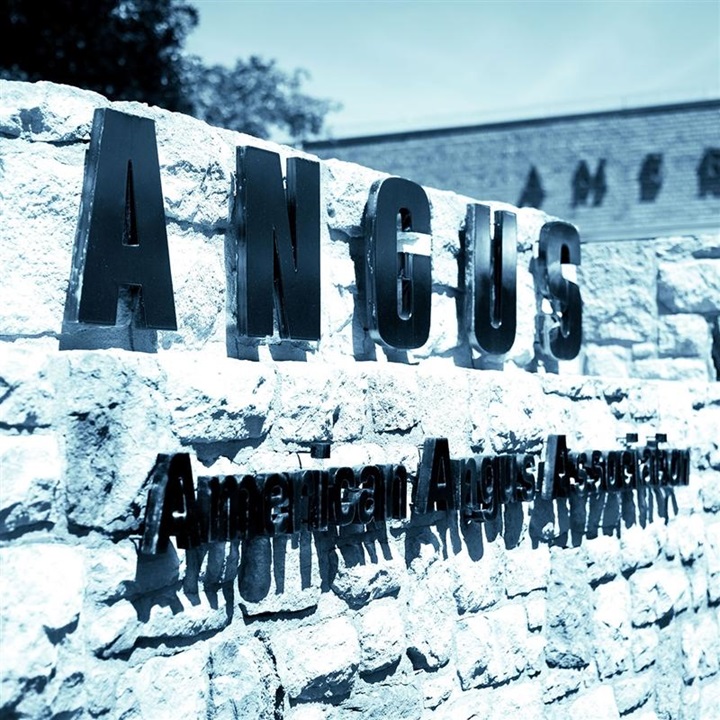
0,434,61,533
658,314,712,358
584,345,633,378
630,567,691,626
681,615,720,683
331,543,404,609
357,597,405,673
568,685,621,720
270,617,360,701
594,579,633,678
580,242,658,344
658,259,720,314
545,549,595,669
455,603,534,690
0,544,84,715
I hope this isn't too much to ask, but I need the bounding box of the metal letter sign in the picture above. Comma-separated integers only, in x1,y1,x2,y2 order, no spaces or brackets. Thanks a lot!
72,109,177,329
465,204,517,354
536,222,582,360
234,146,321,340
364,178,432,349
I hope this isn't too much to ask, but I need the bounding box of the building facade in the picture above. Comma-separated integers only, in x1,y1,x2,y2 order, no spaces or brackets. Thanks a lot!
306,100,720,243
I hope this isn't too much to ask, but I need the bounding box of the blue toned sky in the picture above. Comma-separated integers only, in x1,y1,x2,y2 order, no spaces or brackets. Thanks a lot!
185,0,720,139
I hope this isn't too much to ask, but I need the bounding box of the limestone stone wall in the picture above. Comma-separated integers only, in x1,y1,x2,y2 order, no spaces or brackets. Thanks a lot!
1,81,719,720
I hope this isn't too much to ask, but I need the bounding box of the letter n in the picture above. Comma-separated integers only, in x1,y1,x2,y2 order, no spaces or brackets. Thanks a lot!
71,109,177,329
234,146,321,340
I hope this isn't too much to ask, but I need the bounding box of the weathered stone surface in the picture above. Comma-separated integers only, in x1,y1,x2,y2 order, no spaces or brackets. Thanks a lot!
632,626,660,672
405,550,456,671
580,242,657,344
208,634,278,720
620,523,661,573
357,597,405,673
658,259,720,314
545,549,595,669
0,434,61,533
60,351,175,532
505,544,551,597
270,617,360,700
568,684,621,720
594,579,632,678
613,672,653,715
455,603,533,689
584,345,633,378
630,567,691,626
115,645,211,719
658,314,712,358
450,538,506,613
0,346,57,431
681,615,720,683
632,358,711,381
542,667,585,704
163,354,275,443
434,681,543,720
585,534,622,585
0,544,84,714
331,543,403,609
706,523,720,604
336,655,422,720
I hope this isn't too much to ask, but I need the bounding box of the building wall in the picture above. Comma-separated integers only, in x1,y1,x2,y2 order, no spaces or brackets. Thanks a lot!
306,102,720,243
1,82,719,720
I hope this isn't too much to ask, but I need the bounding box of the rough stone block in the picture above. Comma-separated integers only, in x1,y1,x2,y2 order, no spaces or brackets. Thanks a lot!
208,635,278,720
545,549,595,669
632,626,659,672
505,544,551,598
455,604,532,690
594,579,633,678
331,543,404,609
620,523,661,573
632,358,711,381
613,672,653,715
658,314,712,358
270,617,360,701
584,345,633,378
585,534,622,585
357,597,405,673
0,544,84,713
115,645,210,720
580,242,658,344
630,567,691,626
658,259,720,314
568,684,621,720
542,667,584,704
681,615,720,682
0,434,61,534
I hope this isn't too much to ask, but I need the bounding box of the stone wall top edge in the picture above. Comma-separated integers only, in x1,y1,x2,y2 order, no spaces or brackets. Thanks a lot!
0,80,554,223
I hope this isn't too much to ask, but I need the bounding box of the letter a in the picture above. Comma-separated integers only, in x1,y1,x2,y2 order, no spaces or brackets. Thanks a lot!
70,109,177,329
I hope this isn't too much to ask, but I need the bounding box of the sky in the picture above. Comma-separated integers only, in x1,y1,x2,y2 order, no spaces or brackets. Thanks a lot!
185,0,720,139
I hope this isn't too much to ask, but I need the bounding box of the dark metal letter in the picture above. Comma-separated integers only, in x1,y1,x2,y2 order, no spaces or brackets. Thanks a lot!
364,177,432,349
234,146,321,340
465,204,517,355
536,222,582,360
73,109,177,329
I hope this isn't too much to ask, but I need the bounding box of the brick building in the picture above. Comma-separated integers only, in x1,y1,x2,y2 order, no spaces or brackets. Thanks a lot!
306,100,720,243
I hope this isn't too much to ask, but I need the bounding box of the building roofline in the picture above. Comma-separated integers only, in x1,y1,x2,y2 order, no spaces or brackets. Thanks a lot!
305,99,720,150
